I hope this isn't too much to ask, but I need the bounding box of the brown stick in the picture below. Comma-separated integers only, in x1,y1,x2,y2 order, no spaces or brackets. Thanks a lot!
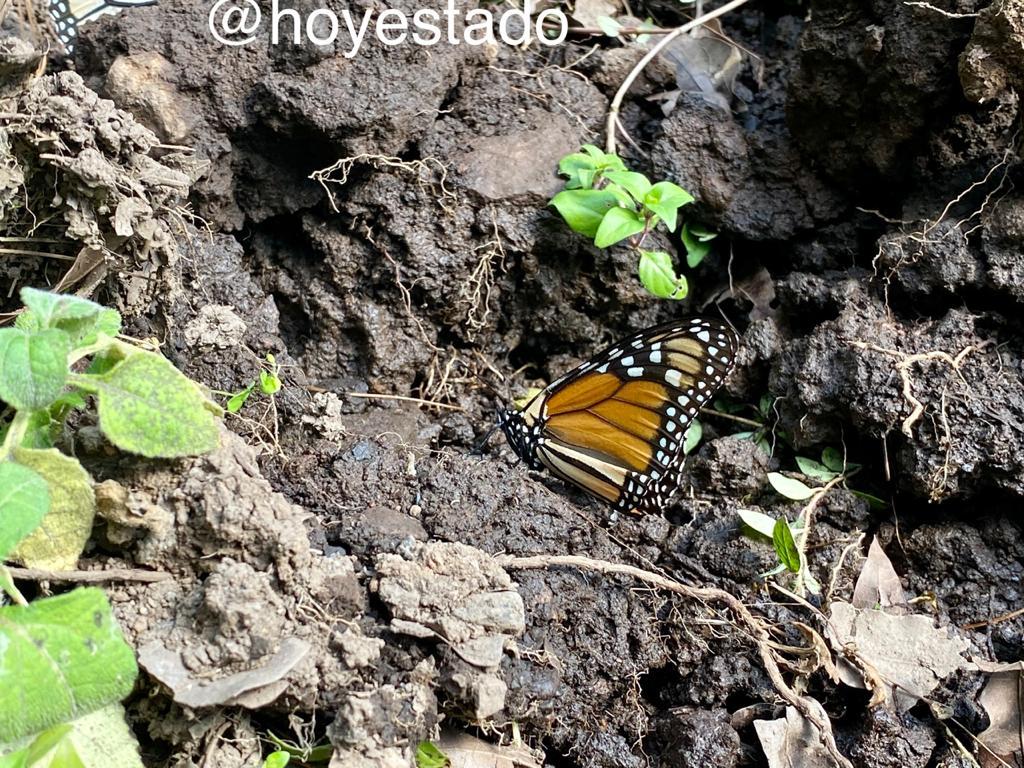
6,566,173,583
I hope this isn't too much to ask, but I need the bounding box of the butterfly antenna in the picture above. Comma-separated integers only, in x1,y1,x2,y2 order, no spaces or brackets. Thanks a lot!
472,422,502,456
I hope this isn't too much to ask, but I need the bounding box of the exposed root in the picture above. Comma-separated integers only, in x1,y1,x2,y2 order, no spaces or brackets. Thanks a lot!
850,340,989,499
867,142,1015,307
311,153,456,215
457,207,507,338
497,554,854,768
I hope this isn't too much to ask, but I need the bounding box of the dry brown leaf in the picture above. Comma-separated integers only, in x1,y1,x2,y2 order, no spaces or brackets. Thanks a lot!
436,732,543,768
827,601,972,711
851,538,906,610
977,661,1024,765
753,699,840,768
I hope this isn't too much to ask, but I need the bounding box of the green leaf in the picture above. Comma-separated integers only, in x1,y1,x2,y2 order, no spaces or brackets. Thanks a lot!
17,289,121,348
259,370,282,396
682,222,713,268
821,446,860,474
22,723,74,765
550,189,620,239
415,741,449,768
795,456,838,483
637,250,688,300
0,328,70,412
772,517,800,573
559,153,598,189
643,181,694,232
594,206,645,248
226,383,255,414
602,171,652,202
262,752,291,768
758,394,775,418
10,448,95,572
595,15,622,36
682,419,702,455
736,508,777,539
0,461,50,563
767,472,815,501
0,588,138,743
73,351,221,458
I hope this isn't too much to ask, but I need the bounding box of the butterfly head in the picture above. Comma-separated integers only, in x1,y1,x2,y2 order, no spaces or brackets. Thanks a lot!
496,406,542,469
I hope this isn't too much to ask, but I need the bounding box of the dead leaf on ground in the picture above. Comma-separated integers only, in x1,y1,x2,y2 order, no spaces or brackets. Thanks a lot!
703,266,776,321
138,636,310,708
976,660,1024,766
570,0,619,29
651,20,743,114
436,731,543,768
827,601,972,711
753,699,840,768
851,537,906,610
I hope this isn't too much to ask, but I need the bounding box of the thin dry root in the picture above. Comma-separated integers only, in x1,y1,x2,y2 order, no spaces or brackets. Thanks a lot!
497,554,854,768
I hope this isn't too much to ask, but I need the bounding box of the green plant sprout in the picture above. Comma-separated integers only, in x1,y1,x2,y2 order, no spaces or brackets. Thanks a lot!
264,730,333,765
415,741,449,768
549,145,715,300
224,353,283,414
0,288,221,763
261,751,291,768
718,393,786,456
737,446,885,594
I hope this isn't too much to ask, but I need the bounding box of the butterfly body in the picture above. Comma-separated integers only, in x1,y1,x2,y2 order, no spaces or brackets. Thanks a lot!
498,318,737,514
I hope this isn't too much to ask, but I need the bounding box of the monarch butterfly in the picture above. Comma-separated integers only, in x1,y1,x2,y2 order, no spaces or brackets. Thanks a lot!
48,0,157,51
498,317,737,514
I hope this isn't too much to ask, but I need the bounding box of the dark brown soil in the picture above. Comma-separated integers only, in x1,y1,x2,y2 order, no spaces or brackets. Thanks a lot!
3,0,1023,765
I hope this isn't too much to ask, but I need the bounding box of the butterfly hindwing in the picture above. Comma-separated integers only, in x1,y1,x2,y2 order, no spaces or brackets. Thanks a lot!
502,317,737,514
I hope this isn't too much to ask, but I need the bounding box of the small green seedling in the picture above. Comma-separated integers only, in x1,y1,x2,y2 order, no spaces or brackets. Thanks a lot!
225,353,283,414
736,509,805,578
726,394,784,456
264,730,333,765
0,288,221,758
261,751,291,768
416,741,450,768
550,145,714,300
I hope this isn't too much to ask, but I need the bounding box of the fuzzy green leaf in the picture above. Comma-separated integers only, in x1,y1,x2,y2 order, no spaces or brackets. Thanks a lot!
637,251,688,300
594,206,645,248
17,289,121,348
259,370,282,396
550,189,620,239
10,448,95,571
767,472,815,501
0,588,138,743
0,329,70,412
0,461,50,562
73,351,221,458
772,517,801,573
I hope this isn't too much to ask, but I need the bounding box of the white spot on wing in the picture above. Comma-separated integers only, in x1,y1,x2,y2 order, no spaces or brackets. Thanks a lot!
650,351,662,364
697,330,711,342
627,367,644,377
665,369,682,386
621,355,634,366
